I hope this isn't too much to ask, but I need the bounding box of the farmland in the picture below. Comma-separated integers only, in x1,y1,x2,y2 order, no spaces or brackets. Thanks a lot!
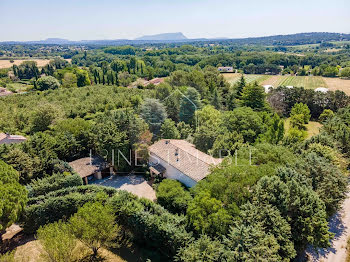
223,73,350,94
0,59,72,69
223,73,270,85
261,75,326,89
323,77,350,95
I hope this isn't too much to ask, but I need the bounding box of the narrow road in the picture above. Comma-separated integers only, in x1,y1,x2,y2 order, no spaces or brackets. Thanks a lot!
307,190,350,262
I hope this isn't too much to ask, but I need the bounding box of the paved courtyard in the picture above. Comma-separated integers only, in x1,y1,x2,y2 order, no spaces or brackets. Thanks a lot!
91,174,156,201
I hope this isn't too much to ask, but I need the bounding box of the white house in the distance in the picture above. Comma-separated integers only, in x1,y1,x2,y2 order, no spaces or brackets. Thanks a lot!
217,66,234,73
148,139,222,187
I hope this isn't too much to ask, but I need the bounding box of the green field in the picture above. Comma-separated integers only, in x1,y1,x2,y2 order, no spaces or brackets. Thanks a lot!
223,73,271,85
261,75,326,89
223,74,327,89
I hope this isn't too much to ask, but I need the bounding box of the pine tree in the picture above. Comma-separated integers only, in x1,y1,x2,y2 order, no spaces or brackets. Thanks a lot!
236,74,246,97
211,88,222,110
115,72,119,86
180,87,202,124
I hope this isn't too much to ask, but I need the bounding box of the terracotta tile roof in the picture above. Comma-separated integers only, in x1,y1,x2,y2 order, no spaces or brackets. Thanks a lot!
149,139,222,182
69,156,108,178
0,133,26,144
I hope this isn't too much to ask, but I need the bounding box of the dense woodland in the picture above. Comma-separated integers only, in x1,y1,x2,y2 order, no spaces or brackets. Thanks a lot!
1,35,350,261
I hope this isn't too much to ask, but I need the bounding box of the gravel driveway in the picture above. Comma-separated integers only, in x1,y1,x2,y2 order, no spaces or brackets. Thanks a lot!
91,174,156,201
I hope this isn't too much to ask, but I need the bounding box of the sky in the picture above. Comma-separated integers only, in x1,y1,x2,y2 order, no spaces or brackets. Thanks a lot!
0,0,349,41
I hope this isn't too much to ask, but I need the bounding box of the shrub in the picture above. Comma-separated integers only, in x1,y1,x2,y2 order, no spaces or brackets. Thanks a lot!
21,185,192,258
36,76,60,91
27,173,83,198
37,220,77,262
156,179,192,214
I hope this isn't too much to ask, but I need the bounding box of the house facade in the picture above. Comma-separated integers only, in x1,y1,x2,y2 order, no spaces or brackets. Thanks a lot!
149,139,222,187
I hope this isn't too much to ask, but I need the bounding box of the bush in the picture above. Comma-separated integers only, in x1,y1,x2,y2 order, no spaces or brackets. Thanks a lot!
108,194,193,257
21,185,192,258
36,76,60,91
156,179,192,214
37,220,77,262
21,192,99,233
27,173,83,198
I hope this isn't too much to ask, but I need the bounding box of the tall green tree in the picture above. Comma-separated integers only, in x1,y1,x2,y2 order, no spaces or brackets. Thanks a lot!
236,74,246,97
258,113,285,144
240,82,266,110
37,220,77,262
0,161,27,234
290,103,311,124
156,179,192,214
36,76,60,91
253,174,331,251
179,87,201,124
160,119,180,139
187,191,232,236
140,98,167,137
69,202,120,258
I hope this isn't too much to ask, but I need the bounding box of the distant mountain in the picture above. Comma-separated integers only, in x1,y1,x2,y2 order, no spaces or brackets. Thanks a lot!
135,32,187,41
41,38,70,44
1,32,350,46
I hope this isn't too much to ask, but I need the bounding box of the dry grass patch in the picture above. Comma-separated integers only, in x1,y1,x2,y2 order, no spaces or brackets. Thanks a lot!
0,59,51,69
284,118,322,139
323,77,350,95
0,59,71,69
13,240,127,262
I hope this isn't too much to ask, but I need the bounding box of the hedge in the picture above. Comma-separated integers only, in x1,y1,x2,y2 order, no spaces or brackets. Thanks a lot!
20,185,192,257
27,173,83,198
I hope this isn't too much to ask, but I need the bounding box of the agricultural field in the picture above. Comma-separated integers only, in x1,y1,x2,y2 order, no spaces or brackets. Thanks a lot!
224,73,329,89
0,58,72,69
261,75,326,89
223,73,271,85
323,77,350,95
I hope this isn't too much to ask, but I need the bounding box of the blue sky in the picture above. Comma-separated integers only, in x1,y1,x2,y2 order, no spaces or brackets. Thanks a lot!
0,0,349,41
